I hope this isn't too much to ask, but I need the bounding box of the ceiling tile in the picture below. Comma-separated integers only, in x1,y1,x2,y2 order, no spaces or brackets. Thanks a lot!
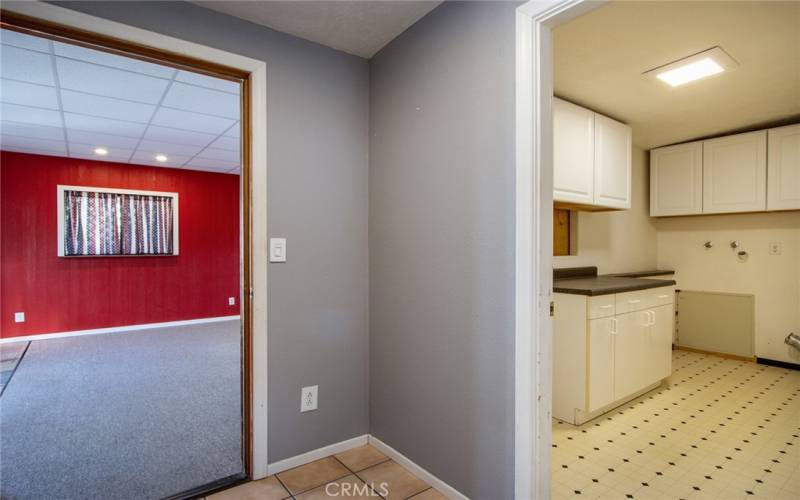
162,82,240,119
143,125,216,147
1,134,66,155
208,135,239,151
61,90,155,123
196,147,240,162
56,58,170,104
53,41,176,79
0,79,59,109
66,129,140,149
1,45,55,86
224,122,241,138
136,139,203,157
1,121,64,141
64,112,147,138
1,29,50,53
130,150,191,168
68,144,134,163
175,70,240,94
151,107,235,135
186,157,240,171
1,103,62,127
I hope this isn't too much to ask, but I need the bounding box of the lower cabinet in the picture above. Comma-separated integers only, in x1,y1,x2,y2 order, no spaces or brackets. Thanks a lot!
554,286,675,425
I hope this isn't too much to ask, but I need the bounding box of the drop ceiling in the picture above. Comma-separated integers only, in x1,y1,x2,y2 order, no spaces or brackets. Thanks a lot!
554,1,800,150
0,28,241,174
194,1,442,58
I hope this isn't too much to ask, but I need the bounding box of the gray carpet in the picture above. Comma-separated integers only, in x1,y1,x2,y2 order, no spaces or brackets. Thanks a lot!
0,320,243,500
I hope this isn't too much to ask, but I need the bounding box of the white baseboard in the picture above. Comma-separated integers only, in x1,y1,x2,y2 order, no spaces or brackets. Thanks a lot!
368,436,468,500
0,315,241,344
267,434,369,475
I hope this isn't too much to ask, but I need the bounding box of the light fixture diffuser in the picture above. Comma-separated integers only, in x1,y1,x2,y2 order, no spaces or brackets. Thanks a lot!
155,154,168,162
644,46,738,87
94,147,108,156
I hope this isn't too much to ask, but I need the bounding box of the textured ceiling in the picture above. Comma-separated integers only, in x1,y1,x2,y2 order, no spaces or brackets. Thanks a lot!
554,1,800,150
0,29,241,174
194,1,442,58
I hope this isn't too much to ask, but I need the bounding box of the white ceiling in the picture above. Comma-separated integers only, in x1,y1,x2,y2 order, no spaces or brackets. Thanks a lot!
554,1,800,150
0,28,242,174
194,1,442,58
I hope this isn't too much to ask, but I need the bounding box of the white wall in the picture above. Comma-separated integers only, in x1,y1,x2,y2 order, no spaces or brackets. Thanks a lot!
656,212,800,364
554,146,658,273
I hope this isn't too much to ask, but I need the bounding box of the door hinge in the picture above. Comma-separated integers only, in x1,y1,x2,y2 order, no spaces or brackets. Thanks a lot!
549,301,555,317
249,287,254,299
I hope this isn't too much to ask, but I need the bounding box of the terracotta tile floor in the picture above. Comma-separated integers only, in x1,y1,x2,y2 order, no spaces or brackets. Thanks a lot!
552,350,800,499
207,445,447,500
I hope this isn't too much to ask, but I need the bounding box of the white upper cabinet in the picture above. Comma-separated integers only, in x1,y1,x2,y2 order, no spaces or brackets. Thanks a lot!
767,124,800,211
702,130,767,214
650,142,703,216
553,98,631,209
594,114,632,209
553,98,595,205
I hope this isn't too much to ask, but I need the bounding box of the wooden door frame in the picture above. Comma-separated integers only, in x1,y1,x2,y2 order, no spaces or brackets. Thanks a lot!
0,0,269,488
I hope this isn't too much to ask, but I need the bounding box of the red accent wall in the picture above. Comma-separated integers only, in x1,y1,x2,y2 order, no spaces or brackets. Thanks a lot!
1,151,240,338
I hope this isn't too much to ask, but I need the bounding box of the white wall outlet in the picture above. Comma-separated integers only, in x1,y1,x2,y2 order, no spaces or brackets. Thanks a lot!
301,385,318,413
14,312,25,323
270,238,287,263
769,242,782,255
228,297,236,306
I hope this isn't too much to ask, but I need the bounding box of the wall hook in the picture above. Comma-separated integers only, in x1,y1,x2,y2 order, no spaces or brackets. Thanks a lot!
704,241,713,249
730,240,740,249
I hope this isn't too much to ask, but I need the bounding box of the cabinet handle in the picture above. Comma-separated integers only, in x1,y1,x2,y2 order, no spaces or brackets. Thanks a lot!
627,299,641,304
657,295,670,299
648,311,656,326
600,304,613,309
610,318,618,335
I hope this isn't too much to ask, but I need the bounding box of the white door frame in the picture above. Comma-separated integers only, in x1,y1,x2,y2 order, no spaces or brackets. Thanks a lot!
3,1,270,480
515,1,605,498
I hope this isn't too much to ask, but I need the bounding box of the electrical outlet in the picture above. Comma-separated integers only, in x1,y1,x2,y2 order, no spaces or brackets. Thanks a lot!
14,312,25,323
769,242,782,255
301,385,318,412
228,297,236,306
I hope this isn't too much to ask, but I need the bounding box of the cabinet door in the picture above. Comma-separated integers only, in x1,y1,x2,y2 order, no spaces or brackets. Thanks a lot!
594,114,632,209
767,124,800,211
703,130,767,214
650,142,703,216
645,305,674,384
588,317,615,412
553,98,594,205
613,310,648,400
652,305,674,380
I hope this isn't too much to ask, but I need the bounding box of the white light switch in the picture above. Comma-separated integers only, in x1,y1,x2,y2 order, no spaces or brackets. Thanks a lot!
228,297,236,306
301,385,318,412
14,312,25,323
270,238,287,262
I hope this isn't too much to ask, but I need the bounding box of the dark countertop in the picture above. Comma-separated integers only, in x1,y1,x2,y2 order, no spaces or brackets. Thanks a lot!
604,269,675,278
553,266,676,296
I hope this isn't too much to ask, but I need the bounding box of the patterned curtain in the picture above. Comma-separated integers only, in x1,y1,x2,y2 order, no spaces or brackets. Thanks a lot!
64,190,174,256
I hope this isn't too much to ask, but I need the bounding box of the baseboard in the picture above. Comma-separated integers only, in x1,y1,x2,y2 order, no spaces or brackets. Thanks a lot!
674,345,755,362
0,315,241,344
757,357,800,371
368,435,468,500
267,435,369,476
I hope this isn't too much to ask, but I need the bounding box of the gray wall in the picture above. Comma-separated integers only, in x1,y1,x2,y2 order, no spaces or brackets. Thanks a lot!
369,2,518,498
53,1,370,462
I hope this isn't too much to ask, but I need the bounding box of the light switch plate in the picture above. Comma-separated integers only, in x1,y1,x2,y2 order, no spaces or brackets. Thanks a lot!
228,297,236,306
14,312,25,323
301,385,318,412
270,238,287,263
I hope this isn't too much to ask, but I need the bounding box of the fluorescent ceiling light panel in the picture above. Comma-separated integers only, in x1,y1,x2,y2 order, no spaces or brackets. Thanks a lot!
644,47,738,87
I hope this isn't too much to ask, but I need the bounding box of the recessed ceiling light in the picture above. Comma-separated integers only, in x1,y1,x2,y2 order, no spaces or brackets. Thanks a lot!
94,147,108,156
644,46,738,87
155,154,168,162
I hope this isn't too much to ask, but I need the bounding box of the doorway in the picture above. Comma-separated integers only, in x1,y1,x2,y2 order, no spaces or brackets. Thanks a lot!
0,6,266,498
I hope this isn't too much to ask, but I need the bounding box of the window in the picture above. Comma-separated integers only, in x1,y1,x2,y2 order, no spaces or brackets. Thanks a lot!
57,185,179,257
